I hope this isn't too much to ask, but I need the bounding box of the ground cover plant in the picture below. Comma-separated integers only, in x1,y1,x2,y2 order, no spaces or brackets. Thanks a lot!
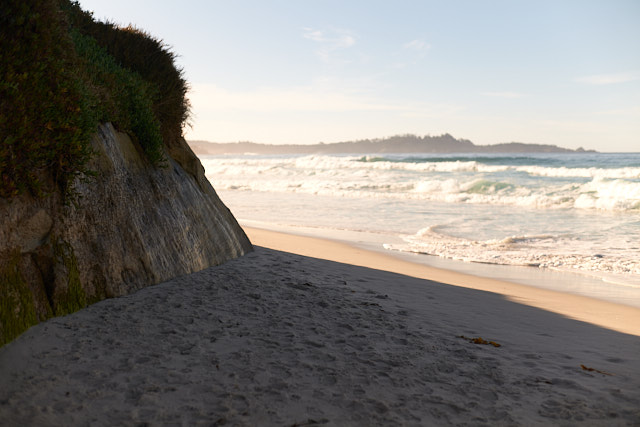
0,0,190,199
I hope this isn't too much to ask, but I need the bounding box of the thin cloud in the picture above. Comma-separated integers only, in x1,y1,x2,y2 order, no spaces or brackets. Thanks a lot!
302,28,356,48
481,91,525,99
302,27,357,62
190,83,402,113
402,39,430,52
186,83,468,143
576,72,640,85
189,83,473,125
592,106,640,117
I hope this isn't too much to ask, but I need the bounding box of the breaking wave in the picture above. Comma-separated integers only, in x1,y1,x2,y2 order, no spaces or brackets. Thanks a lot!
201,154,640,212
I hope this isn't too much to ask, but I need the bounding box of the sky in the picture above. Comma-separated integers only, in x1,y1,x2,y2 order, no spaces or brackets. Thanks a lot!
77,0,640,152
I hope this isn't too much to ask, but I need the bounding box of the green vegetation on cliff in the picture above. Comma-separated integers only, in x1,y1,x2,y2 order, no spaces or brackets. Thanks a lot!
52,239,87,316
0,0,97,198
0,251,39,347
0,0,190,198
0,0,192,346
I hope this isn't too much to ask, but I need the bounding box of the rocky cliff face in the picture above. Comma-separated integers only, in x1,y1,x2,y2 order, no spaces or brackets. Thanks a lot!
0,123,252,345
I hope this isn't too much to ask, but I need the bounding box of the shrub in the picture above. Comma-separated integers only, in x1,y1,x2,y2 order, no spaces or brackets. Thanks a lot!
70,30,165,165
64,1,191,148
0,0,97,198
0,0,190,199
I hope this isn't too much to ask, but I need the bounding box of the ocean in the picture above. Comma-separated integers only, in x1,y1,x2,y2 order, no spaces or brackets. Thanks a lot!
200,152,640,307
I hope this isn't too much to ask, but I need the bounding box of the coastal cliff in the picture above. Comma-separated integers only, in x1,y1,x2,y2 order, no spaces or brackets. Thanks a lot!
1,0,252,346
0,123,252,346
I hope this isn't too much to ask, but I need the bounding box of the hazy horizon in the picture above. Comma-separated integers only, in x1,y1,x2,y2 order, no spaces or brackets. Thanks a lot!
78,0,639,152
186,133,594,150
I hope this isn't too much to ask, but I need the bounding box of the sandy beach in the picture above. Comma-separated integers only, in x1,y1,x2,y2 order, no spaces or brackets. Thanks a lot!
1,227,639,426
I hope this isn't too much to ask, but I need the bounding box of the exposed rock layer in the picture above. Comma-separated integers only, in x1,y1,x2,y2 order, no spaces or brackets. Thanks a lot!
0,123,252,345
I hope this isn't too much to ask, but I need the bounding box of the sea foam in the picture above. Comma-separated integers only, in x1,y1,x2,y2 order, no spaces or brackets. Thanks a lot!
202,154,640,212
203,152,640,290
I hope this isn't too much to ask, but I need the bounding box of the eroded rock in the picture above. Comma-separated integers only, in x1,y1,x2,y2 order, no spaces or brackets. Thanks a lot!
0,123,252,345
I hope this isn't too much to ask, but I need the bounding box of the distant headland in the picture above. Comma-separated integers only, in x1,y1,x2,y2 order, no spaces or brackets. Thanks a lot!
188,134,595,155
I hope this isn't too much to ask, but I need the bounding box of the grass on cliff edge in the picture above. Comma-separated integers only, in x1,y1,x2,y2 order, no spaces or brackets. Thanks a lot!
0,0,191,199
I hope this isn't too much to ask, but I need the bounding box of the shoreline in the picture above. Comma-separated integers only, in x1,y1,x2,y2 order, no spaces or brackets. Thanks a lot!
2,234,639,424
244,225,640,337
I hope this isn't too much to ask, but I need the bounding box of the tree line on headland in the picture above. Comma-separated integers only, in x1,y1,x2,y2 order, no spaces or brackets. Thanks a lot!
189,134,595,155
